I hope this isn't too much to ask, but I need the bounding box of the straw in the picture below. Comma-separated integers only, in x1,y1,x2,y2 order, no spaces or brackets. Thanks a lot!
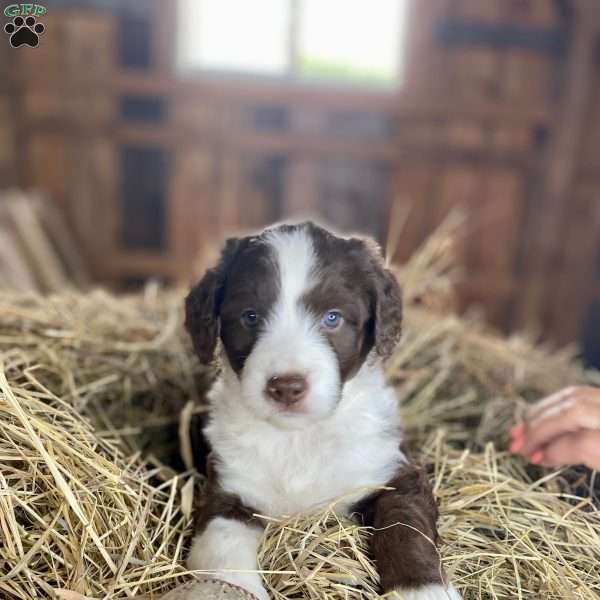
1,221,599,599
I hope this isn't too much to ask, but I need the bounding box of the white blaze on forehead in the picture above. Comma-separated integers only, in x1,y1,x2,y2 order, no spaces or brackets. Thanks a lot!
238,225,339,425
264,227,317,311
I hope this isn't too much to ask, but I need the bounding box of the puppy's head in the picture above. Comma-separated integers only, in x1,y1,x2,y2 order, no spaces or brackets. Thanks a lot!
185,222,401,426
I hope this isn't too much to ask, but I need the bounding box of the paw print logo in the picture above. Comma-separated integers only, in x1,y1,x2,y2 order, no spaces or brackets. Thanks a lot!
4,16,45,48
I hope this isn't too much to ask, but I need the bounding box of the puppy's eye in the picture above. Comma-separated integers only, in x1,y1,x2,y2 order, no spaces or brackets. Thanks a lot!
321,310,343,330
241,309,259,328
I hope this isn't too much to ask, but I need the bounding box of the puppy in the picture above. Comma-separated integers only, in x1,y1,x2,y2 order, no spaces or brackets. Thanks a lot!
185,222,461,600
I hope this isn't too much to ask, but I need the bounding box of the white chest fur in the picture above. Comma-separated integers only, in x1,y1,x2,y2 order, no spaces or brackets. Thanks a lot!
204,360,405,517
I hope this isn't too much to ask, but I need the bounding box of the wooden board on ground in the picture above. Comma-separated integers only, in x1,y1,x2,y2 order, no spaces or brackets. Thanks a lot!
0,190,89,292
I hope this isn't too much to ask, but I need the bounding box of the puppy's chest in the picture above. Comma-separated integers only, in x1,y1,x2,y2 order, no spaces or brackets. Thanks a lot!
214,426,402,517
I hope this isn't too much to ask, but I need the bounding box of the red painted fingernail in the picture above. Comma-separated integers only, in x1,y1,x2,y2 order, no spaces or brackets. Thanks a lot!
510,423,524,439
510,438,524,453
529,450,544,464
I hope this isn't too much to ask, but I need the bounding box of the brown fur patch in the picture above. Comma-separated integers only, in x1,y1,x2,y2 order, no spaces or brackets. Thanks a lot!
303,223,402,380
352,462,443,592
218,240,278,373
194,454,261,534
185,236,278,372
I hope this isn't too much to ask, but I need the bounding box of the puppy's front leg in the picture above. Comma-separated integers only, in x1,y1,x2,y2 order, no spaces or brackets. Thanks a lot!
356,464,461,600
187,517,269,600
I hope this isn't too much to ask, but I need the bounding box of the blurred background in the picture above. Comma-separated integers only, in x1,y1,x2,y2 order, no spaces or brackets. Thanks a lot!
0,0,599,366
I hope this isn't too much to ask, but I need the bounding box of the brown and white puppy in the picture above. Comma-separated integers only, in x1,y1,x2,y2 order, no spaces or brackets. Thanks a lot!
185,222,460,600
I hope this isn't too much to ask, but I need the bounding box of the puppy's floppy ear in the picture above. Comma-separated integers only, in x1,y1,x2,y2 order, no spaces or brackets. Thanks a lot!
356,238,401,359
373,264,402,359
349,237,402,360
184,237,242,365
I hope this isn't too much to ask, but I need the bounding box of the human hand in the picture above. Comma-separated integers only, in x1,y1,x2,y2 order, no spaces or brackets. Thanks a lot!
509,386,600,470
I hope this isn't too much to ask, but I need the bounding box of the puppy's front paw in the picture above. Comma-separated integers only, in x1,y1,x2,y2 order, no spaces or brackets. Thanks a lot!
390,583,462,600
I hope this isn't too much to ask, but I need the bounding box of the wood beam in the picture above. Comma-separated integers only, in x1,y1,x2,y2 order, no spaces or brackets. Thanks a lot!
516,0,600,339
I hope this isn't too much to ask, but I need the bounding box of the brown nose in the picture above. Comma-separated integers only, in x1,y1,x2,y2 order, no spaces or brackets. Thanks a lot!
265,374,308,405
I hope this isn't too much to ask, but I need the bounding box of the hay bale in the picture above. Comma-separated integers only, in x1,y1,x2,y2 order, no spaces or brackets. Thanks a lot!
0,359,192,599
0,288,203,599
1,224,599,599
0,287,209,462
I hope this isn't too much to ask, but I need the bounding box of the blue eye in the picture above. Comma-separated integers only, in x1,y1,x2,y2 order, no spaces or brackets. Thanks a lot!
241,309,259,328
321,310,343,330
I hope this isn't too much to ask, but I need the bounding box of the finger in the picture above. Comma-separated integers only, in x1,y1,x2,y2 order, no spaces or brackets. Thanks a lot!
532,386,600,424
511,396,579,454
511,387,600,452
532,391,600,434
519,397,600,456
536,430,600,471
510,386,600,439
511,392,569,449
525,387,578,421
510,422,524,440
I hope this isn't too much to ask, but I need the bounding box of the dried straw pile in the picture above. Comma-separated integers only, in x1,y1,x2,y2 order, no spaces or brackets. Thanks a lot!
1,225,599,600
0,289,200,599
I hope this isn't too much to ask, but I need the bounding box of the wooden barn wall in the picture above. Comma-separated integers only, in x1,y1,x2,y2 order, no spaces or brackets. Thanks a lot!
1,0,599,348
0,35,16,188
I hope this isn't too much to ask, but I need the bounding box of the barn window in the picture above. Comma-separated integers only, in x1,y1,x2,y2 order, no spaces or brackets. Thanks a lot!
177,0,408,87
